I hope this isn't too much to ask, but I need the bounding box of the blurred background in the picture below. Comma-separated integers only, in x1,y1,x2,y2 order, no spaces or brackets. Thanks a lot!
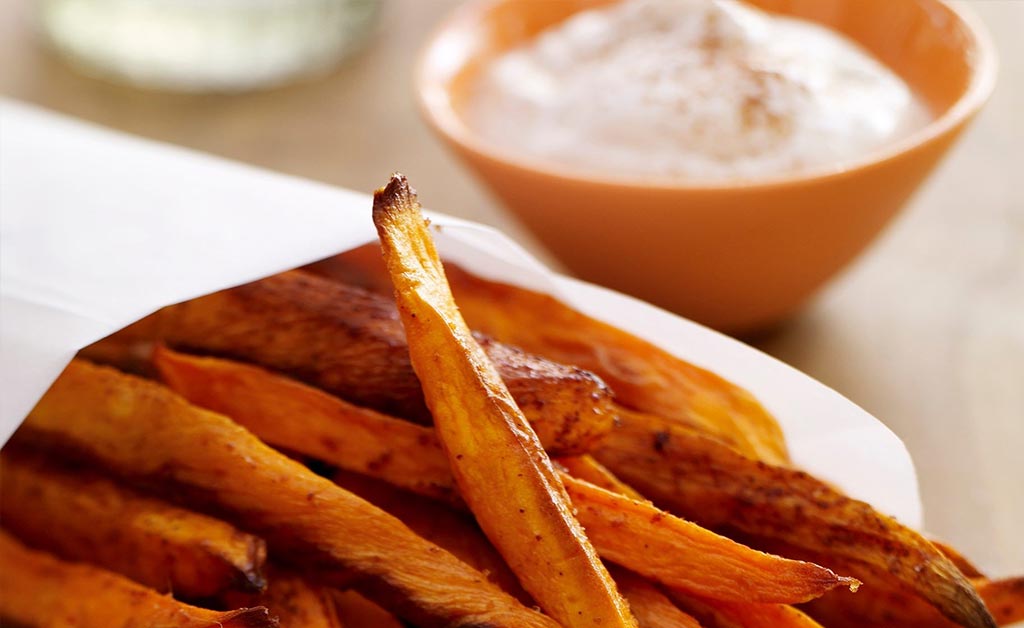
1,0,1021,579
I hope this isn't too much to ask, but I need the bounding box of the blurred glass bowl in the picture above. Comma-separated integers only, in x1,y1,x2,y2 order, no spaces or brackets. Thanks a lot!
37,0,379,91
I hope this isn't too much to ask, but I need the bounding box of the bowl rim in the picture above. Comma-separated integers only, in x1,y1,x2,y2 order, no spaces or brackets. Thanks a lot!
415,0,998,192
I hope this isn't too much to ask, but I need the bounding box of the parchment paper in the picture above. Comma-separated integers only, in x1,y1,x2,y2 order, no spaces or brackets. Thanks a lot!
0,99,922,527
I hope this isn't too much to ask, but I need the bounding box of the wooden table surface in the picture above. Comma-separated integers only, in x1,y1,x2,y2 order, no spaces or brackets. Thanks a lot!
2,0,1021,578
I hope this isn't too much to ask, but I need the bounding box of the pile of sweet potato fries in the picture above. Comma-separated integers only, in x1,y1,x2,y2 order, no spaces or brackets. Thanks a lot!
1,174,1020,628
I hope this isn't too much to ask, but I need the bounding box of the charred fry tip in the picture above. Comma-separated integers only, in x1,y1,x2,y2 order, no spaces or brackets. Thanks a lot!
932,567,998,628
373,173,419,221
957,589,999,628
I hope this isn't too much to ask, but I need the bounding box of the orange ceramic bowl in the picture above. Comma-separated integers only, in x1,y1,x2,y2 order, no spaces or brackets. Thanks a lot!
416,0,996,333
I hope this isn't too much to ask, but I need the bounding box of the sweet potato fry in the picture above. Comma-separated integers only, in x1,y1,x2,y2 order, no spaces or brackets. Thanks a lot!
154,344,460,505
669,590,825,628
319,244,788,466
155,346,853,605
747,537,953,627
797,562,1020,628
16,360,559,628
804,574,1024,628
153,268,612,456
736,536,1023,628
332,469,529,602
558,453,857,605
0,450,266,599
609,567,701,628
802,586,950,627
223,567,341,628
0,529,274,628
331,591,403,628
563,478,858,603
595,407,996,628
372,173,636,628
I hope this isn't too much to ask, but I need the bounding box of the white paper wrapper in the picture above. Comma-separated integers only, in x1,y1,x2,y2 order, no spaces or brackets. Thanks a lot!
0,99,922,527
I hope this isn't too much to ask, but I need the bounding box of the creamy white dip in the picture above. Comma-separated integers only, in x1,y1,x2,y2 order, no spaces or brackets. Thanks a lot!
467,0,930,180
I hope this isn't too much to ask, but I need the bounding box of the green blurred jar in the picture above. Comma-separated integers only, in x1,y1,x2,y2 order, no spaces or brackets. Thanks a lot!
38,0,380,91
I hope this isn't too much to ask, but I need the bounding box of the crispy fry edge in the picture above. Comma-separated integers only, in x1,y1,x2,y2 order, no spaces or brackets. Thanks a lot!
373,173,637,628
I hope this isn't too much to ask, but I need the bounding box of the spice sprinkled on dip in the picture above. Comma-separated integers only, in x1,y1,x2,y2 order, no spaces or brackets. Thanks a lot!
467,0,931,180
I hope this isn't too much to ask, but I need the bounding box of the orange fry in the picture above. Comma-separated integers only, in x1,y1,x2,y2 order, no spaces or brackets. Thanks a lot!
373,173,636,628
0,450,266,599
595,407,996,628
0,529,274,628
790,553,1022,627
153,343,459,504
564,478,857,603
